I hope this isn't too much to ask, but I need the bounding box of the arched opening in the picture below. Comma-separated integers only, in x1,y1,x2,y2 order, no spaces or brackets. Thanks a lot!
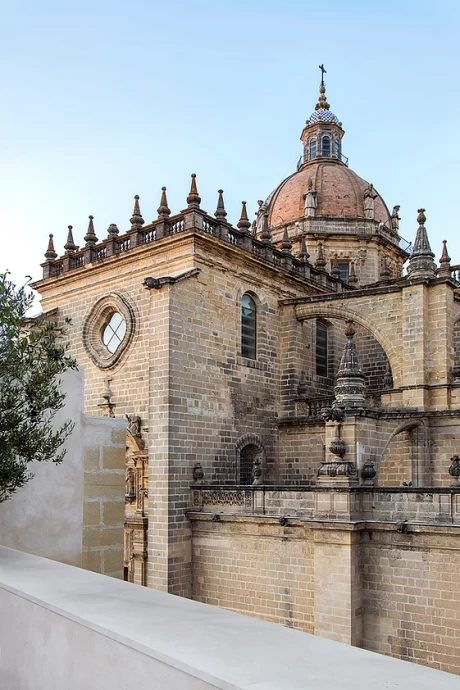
241,293,257,359
239,443,260,485
321,136,331,157
309,138,317,160
377,422,428,487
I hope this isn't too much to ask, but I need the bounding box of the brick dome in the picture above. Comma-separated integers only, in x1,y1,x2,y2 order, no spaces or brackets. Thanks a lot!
267,160,391,229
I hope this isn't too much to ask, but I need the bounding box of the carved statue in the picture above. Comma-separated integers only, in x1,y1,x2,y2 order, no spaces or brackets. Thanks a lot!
321,406,345,423
363,184,377,220
256,200,267,232
126,414,142,439
391,205,400,232
125,468,135,499
449,455,460,486
304,181,317,218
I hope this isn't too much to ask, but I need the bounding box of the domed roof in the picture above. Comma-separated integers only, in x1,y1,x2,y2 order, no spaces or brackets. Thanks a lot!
267,160,391,228
306,108,341,125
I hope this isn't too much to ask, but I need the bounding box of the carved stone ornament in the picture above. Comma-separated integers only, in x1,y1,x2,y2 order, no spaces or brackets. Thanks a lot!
361,460,377,484
252,458,262,485
449,455,460,487
321,406,345,423
192,462,204,483
317,424,358,484
83,292,136,369
125,468,136,502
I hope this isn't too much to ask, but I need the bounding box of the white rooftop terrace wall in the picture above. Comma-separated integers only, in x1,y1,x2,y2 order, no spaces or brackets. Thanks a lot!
0,547,458,690
0,369,126,576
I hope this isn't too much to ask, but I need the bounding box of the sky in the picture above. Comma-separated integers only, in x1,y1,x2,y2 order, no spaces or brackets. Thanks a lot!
1,0,459,302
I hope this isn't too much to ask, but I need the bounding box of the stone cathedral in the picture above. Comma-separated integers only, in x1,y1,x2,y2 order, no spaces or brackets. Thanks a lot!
33,72,460,675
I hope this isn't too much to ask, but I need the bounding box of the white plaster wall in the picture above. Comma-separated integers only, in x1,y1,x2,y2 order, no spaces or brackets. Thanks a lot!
0,368,85,566
0,547,458,690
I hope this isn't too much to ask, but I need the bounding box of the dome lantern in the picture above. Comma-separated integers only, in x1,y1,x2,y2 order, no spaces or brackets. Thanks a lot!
299,66,346,169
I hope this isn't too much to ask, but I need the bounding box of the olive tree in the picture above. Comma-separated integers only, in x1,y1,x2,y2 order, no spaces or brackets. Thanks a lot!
0,272,77,502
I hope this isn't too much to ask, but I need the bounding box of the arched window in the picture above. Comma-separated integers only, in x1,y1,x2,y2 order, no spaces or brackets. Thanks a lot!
309,139,317,160
239,444,260,484
316,321,328,377
321,136,331,157
334,138,340,159
241,294,257,359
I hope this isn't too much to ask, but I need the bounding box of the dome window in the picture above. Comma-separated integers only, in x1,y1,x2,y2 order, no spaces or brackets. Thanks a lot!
309,139,317,160
241,293,257,360
321,136,331,157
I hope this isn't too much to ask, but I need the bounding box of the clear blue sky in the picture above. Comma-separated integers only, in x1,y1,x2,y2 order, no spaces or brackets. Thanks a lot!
1,0,459,295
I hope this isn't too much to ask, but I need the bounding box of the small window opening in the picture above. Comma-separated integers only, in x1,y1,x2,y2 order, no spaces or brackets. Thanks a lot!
321,136,331,157
316,322,328,377
241,294,256,359
240,444,259,485
336,262,349,282
309,139,317,160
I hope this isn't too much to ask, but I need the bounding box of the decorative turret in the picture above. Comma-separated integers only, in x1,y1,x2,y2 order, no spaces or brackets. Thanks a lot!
130,195,145,230
299,65,345,168
84,215,98,247
215,190,227,222
334,321,366,409
186,173,201,208
64,226,76,254
157,187,171,219
237,201,251,231
44,234,57,260
438,240,451,278
407,209,436,280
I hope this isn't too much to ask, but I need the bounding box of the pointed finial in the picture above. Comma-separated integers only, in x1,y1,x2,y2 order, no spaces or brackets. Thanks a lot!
251,220,257,235
215,190,228,221
299,236,310,263
237,201,251,231
260,213,271,244
315,242,326,268
157,187,171,219
348,260,358,285
44,233,57,260
64,225,76,254
438,240,452,278
380,256,391,280
315,64,330,112
187,173,201,207
107,223,119,238
407,208,436,279
334,320,366,409
84,215,98,246
281,227,292,254
331,260,341,279
130,195,145,230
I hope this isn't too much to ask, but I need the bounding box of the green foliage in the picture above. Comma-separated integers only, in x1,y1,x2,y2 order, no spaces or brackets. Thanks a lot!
0,272,77,502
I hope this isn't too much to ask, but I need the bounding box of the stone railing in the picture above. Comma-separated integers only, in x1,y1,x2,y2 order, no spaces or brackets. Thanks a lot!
295,396,334,418
190,485,460,524
41,208,350,294
436,263,460,281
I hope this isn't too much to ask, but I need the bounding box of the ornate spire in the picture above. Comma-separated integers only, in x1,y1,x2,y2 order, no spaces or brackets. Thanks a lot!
187,173,201,207
438,240,451,278
107,223,119,238
44,234,57,260
315,242,326,268
348,260,358,285
130,195,145,230
260,213,271,244
237,201,251,231
380,256,391,280
407,209,436,279
214,190,227,221
64,225,76,254
281,227,292,254
315,63,330,111
84,215,98,246
299,236,310,263
157,187,171,219
334,321,366,409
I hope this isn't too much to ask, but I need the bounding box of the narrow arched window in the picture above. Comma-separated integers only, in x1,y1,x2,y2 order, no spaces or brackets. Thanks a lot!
309,139,317,160
240,443,259,484
334,138,340,159
241,294,257,359
316,321,328,377
321,136,331,157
